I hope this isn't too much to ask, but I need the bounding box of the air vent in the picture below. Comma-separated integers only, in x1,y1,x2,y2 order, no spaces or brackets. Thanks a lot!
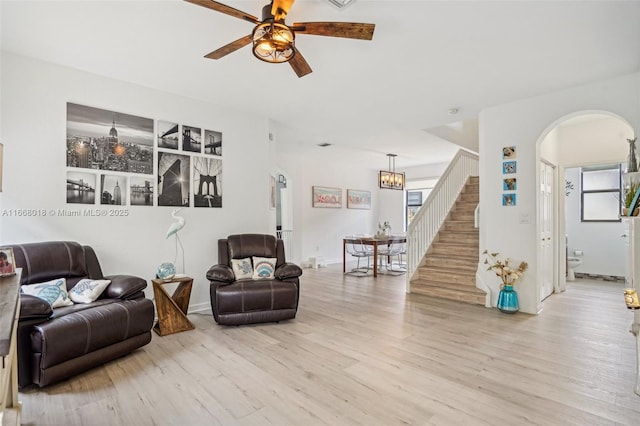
317,142,332,147
327,0,357,10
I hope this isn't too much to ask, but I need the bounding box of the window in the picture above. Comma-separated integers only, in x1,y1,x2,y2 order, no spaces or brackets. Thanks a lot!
581,164,621,222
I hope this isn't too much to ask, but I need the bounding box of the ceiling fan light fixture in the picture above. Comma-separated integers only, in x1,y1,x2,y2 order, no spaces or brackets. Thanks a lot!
327,0,358,10
252,22,295,63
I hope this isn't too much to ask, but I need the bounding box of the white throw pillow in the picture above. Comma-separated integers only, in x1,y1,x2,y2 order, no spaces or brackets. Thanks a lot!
252,257,277,279
231,258,253,280
21,278,74,308
68,279,111,304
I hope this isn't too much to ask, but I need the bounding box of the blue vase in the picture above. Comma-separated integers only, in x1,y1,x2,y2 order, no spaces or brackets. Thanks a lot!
497,284,519,313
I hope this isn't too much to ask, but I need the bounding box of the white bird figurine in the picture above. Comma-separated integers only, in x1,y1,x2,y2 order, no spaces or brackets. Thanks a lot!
166,208,185,238
165,208,186,276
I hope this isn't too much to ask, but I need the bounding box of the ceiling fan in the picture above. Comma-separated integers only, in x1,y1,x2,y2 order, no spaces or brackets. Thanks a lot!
185,0,375,78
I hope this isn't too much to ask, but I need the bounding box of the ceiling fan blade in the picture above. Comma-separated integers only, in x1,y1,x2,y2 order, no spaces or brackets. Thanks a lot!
184,0,260,25
289,48,312,78
271,0,296,22
292,22,375,40
204,34,253,59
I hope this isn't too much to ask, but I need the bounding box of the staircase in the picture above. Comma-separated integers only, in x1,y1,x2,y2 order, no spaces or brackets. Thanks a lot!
410,176,485,305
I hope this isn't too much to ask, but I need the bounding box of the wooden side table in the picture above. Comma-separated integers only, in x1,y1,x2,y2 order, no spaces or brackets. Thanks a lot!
152,276,195,336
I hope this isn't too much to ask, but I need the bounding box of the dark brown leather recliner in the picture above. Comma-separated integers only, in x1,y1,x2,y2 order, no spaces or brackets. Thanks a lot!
7,241,154,388
206,234,302,325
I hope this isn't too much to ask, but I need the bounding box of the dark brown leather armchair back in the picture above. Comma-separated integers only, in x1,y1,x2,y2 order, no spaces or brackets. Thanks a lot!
219,234,286,268
8,241,103,288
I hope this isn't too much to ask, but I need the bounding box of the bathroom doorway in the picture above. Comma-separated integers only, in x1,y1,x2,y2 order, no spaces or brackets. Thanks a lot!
538,112,634,305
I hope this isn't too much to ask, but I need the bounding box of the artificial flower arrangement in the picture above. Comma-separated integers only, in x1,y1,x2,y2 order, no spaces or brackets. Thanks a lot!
375,221,391,238
483,250,528,289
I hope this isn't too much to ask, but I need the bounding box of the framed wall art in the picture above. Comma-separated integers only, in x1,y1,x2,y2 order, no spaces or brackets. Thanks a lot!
270,175,276,210
502,193,516,206
503,178,517,191
312,186,342,208
66,103,153,174
347,189,371,209
502,146,516,159
193,156,222,208
502,161,517,174
0,247,16,277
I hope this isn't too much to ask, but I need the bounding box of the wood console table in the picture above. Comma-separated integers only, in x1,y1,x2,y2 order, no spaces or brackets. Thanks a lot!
152,276,195,336
0,269,22,426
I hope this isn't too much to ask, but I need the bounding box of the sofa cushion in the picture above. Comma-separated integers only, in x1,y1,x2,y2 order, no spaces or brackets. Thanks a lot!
252,257,276,279
21,278,74,308
31,299,154,369
216,280,298,315
68,279,111,304
231,258,253,280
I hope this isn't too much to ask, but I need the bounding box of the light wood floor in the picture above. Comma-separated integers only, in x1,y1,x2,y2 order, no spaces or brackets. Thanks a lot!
17,265,640,425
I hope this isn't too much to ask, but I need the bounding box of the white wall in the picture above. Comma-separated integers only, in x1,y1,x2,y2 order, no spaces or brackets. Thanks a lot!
479,72,640,314
277,149,401,265
0,52,273,312
564,167,626,277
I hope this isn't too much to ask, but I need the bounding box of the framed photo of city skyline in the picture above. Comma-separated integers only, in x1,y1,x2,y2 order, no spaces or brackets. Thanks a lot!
66,103,154,174
101,175,128,205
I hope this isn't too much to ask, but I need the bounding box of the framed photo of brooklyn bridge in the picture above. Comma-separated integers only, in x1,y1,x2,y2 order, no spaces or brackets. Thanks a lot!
193,156,222,208
66,103,154,174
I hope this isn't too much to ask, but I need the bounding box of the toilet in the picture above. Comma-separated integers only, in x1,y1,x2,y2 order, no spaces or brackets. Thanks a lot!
567,256,583,281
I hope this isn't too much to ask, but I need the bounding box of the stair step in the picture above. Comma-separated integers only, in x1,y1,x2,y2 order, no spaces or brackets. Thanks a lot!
450,210,475,220
431,242,478,257
410,280,486,305
454,201,479,211
460,192,479,202
423,255,478,271
444,220,477,232
417,266,476,285
437,232,479,244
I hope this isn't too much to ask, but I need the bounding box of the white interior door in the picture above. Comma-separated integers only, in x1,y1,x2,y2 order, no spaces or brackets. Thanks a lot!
540,161,555,300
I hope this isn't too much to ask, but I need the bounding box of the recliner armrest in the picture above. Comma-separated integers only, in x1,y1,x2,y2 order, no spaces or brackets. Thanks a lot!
206,264,235,284
103,275,147,299
19,294,53,321
275,263,303,280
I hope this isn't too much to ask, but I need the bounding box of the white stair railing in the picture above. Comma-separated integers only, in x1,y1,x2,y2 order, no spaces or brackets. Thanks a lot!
406,150,479,291
276,229,293,261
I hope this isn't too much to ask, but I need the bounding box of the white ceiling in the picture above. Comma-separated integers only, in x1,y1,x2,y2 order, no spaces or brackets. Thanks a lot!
2,0,639,169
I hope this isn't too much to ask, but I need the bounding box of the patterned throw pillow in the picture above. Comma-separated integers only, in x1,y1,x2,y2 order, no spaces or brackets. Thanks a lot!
21,278,74,308
231,258,253,280
252,257,277,279
68,279,111,304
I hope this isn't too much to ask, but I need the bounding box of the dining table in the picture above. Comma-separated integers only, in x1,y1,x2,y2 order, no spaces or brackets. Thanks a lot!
342,236,406,277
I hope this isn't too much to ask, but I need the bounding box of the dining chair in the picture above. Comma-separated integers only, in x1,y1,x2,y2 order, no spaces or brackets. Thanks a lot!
345,236,373,276
378,237,407,275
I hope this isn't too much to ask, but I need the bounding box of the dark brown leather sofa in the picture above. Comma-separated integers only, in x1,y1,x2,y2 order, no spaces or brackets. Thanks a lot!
206,234,302,325
7,241,154,388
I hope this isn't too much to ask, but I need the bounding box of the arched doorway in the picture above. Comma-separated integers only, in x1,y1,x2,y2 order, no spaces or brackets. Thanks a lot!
536,111,635,305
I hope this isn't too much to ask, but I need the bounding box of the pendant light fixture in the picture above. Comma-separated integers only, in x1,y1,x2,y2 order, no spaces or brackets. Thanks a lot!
379,153,405,190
